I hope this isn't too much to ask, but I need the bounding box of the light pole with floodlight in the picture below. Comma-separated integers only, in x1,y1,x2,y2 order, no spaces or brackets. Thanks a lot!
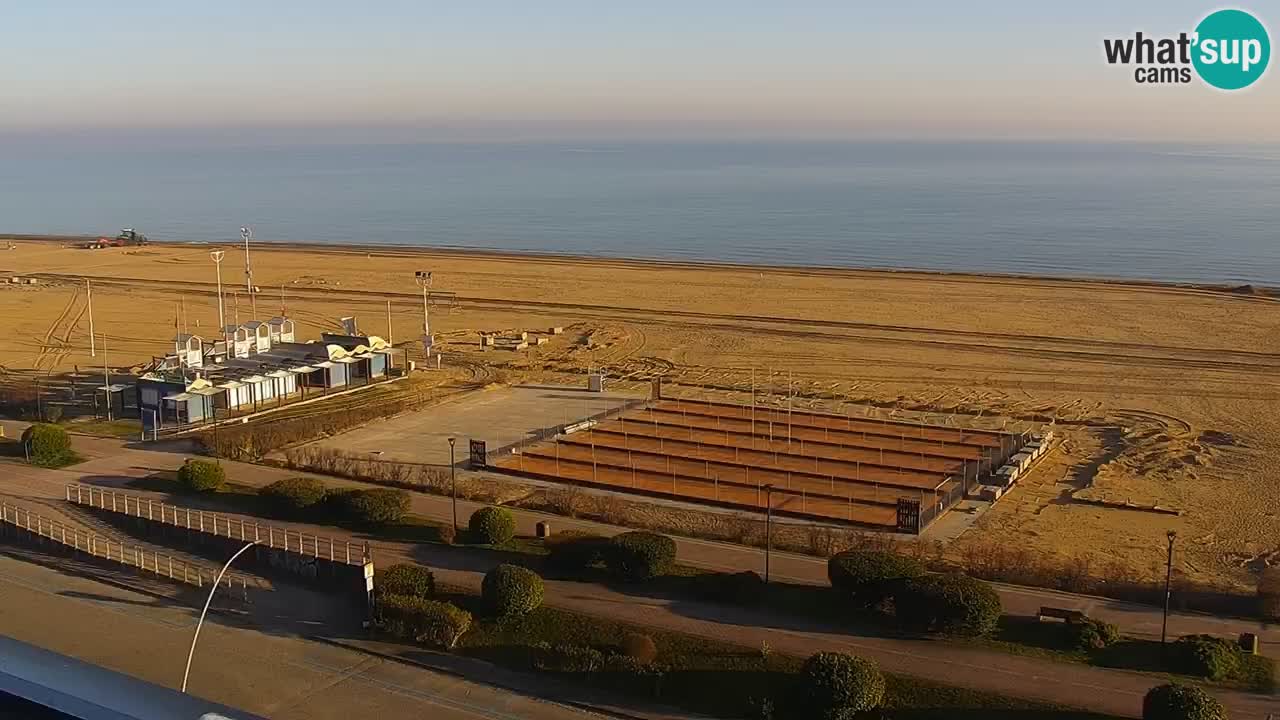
448,437,458,534
1161,529,1177,659
763,484,775,584
415,270,432,359
241,226,256,319
210,250,227,351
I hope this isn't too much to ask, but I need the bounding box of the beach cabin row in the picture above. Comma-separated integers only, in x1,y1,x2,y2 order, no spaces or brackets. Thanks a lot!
978,429,1055,501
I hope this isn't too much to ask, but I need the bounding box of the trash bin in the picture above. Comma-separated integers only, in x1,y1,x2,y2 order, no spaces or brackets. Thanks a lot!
1239,632,1259,655
536,521,552,538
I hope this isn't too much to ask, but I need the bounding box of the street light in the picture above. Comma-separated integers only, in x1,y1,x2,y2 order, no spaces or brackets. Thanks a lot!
1161,529,1177,657
181,539,259,693
763,484,775,584
448,436,458,535
210,251,227,351
415,270,433,359
240,226,256,319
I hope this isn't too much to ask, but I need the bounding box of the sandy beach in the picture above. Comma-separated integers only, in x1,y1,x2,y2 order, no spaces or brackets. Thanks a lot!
1,236,1277,592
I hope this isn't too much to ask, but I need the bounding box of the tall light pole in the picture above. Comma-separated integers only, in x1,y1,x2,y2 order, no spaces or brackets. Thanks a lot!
763,484,774,584
448,437,458,535
1161,529,1177,659
240,227,257,320
102,333,112,422
415,270,433,359
182,540,259,693
210,250,227,350
86,279,95,357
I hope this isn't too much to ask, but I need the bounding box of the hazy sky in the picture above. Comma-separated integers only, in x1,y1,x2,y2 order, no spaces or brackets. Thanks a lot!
3,1,1276,143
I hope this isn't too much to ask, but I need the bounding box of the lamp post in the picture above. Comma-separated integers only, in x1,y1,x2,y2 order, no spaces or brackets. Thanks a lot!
415,270,433,359
182,539,259,693
1161,529,1177,658
448,436,458,535
763,484,774,584
86,279,95,357
210,250,227,352
240,226,256,320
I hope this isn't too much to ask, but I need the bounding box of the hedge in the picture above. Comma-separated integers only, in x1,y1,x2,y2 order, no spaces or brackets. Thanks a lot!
533,642,605,673
799,651,885,718
1260,566,1280,621
259,477,329,514
20,423,74,467
177,459,226,492
469,506,516,545
827,550,925,608
377,595,471,649
545,531,610,576
1173,635,1242,681
1142,683,1227,720
482,564,545,617
607,531,677,582
340,488,410,524
378,564,435,600
895,573,1001,637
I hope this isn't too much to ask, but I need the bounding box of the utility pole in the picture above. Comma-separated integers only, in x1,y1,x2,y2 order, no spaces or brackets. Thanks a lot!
449,437,458,535
211,250,226,350
103,333,112,422
86,279,95,357
415,270,432,358
763,484,774,583
1161,530,1177,661
386,299,393,346
241,226,256,319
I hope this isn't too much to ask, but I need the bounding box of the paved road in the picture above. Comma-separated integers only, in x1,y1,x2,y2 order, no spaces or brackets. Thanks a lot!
0,550,618,720
2,437,1277,717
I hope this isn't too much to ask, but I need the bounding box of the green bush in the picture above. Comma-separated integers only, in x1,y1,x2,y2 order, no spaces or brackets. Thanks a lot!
618,632,659,664
533,642,605,672
340,488,410,524
482,564,545,617
1067,617,1121,651
177,459,226,492
21,423,74,468
692,570,765,605
799,652,885,718
607,531,677,582
1173,635,1243,681
468,506,516,545
1142,683,1227,720
259,477,328,514
377,595,471,649
1260,567,1280,621
827,550,925,608
378,564,435,600
895,573,1001,637
545,531,610,576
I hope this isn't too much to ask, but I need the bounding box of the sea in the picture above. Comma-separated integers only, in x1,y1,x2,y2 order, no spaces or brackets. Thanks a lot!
2,140,1279,286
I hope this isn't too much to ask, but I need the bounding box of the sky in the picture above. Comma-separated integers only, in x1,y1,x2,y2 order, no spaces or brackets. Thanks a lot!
2,1,1277,144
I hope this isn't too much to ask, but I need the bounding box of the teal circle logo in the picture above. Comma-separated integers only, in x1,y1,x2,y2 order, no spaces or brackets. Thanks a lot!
1192,9,1270,90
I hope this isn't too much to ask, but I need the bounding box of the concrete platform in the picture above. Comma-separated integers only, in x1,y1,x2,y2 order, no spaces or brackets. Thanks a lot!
307,385,646,466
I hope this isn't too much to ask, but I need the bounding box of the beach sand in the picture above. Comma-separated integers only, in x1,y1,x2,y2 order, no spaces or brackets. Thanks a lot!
1,238,1277,591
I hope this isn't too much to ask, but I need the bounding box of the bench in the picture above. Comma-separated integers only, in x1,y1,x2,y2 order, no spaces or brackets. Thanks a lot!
1037,606,1086,623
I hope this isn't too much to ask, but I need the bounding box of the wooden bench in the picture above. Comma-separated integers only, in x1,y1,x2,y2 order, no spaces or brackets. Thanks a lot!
1037,606,1086,623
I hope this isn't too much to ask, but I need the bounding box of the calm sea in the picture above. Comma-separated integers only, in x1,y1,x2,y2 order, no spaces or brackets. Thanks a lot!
2,141,1279,285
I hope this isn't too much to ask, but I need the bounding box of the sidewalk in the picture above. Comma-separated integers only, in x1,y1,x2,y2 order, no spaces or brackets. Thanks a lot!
5,447,1277,718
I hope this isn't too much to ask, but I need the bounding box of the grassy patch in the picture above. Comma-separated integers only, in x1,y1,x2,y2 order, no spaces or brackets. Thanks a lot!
68,418,142,439
433,593,1117,719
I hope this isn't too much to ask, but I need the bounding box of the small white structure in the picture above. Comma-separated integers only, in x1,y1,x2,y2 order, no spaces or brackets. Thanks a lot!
268,316,295,344
243,320,271,354
173,334,204,368
1009,452,1033,471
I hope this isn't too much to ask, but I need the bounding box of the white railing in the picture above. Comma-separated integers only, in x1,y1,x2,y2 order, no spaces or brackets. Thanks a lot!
64,484,369,566
0,502,247,597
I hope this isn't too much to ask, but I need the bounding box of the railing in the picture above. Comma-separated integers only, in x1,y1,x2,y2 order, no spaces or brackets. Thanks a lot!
0,502,248,597
64,484,369,566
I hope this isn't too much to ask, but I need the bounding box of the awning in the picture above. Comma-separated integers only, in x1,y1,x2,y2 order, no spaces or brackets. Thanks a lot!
216,381,245,389
97,384,130,392
334,357,360,364
241,374,267,383
162,393,192,402
313,361,335,369
266,370,293,379
287,365,315,374
190,387,222,397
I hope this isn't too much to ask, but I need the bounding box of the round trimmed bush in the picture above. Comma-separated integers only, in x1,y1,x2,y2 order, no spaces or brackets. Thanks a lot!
618,632,658,665
827,550,926,608
895,573,1001,637
177,459,226,492
799,651,885,718
341,488,410,524
607,531,676,582
1173,635,1242,681
377,595,471,649
1142,683,1227,720
545,531,610,576
260,477,328,514
21,423,73,467
482,564,545,617
1068,618,1120,651
469,506,516,545
378,563,435,600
